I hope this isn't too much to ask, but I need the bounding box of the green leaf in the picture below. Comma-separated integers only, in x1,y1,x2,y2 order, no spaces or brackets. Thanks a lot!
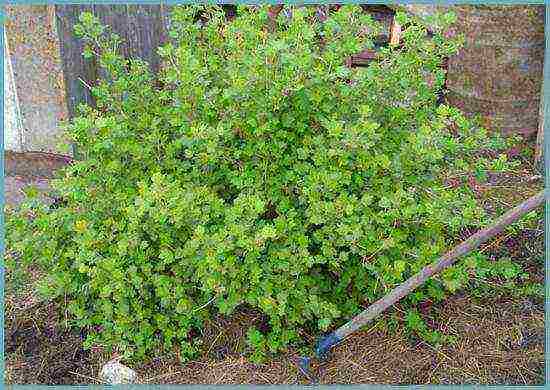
4,4,511,362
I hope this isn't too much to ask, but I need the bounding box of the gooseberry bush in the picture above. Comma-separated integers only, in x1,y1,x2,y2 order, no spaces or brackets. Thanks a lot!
7,5,518,362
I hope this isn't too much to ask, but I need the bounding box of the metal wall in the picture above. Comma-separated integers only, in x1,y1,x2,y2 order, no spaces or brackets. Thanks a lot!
4,5,69,154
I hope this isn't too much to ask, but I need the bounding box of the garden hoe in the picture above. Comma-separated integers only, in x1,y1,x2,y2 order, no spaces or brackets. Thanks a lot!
297,190,545,381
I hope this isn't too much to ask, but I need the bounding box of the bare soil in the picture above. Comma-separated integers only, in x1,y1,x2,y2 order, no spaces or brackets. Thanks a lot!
4,272,544,384
3,146,545,385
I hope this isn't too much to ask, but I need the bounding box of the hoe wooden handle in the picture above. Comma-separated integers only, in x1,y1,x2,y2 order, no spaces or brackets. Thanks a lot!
316,190,546,358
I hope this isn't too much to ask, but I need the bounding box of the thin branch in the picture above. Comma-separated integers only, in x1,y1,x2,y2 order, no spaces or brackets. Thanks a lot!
192,296,216,312
78,77,93,91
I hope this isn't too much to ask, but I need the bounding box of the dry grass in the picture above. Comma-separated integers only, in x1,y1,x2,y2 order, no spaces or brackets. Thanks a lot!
5,288,543,384
3,143,545,385
128,292,544,385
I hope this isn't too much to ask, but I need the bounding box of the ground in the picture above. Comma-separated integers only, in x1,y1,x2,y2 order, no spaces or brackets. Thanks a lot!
3,147,545,385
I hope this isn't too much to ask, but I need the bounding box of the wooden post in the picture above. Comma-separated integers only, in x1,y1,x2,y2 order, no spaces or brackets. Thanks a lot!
390,20,401,45
55,4,98,120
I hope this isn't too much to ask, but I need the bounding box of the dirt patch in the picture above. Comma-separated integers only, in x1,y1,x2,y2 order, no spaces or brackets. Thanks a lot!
3,148,545,384
196,305,272,361
126,292,545,384
4,302,97,384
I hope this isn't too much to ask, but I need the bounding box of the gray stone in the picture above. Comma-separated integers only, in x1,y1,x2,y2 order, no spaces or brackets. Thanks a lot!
100,359,137,384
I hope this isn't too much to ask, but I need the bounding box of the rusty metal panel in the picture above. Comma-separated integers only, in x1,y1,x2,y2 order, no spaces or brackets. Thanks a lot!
5,5,69,154
446,5,545,137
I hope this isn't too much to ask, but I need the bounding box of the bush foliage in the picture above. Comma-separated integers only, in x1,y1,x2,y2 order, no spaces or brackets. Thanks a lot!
7,5,517,361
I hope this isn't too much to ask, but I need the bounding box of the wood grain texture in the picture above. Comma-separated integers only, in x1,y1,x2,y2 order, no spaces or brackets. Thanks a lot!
55,4,171,119
55,4,96,119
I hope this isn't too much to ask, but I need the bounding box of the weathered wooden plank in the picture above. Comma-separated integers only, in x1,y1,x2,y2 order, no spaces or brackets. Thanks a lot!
56,4,170,120
159,3,175,39
55,4,97,119
125,5,166,72
93,4,130,81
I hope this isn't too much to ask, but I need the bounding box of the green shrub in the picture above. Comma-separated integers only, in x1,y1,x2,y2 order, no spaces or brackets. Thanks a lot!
6,5,517,361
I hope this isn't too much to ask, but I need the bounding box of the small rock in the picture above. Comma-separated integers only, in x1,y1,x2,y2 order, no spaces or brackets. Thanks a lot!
100,359,137,384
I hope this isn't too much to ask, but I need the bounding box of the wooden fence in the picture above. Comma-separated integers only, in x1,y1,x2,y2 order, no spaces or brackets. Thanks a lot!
54,4,393,120
55,4,176,119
